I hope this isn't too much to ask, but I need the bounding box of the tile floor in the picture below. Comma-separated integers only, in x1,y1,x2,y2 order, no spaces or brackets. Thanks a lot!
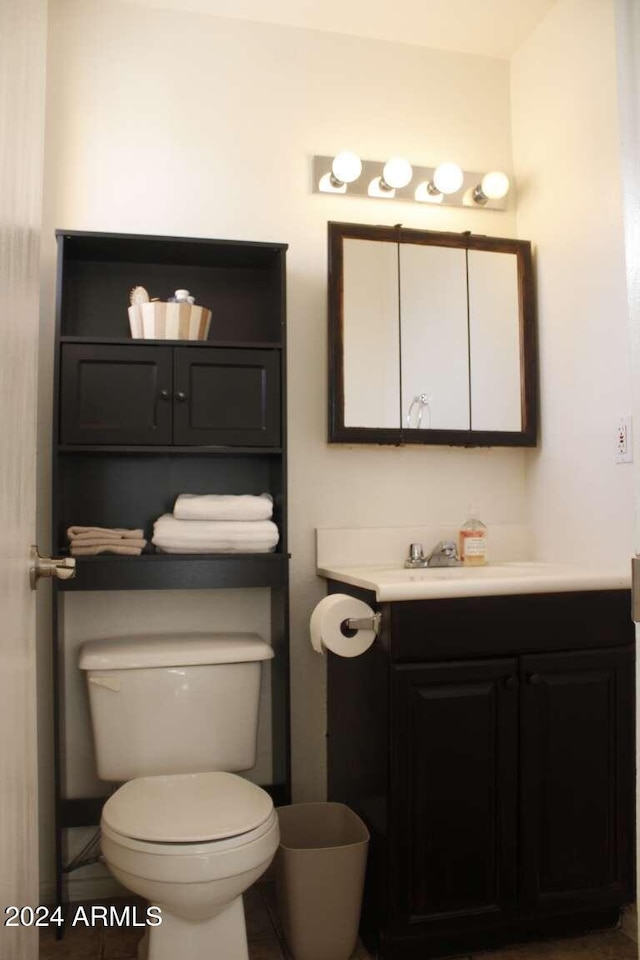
39,888,636,960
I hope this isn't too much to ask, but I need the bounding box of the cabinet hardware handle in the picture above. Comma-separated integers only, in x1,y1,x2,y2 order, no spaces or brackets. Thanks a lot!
504,676,518,690
175,391,187,401
159,388,170,400
528,673,544,686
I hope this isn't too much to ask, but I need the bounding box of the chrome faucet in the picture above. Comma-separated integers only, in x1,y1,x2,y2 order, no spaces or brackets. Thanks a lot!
404,540,461,568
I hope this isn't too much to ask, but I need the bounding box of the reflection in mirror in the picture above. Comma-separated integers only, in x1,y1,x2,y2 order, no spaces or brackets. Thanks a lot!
400,243,469,430
328,222,537,447
343,239,399,428
468,249,521,432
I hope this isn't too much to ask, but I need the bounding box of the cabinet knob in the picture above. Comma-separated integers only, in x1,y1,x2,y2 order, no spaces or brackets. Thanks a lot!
159,388,170,400
504,675,518,690
175,391,187,402
528,673,544,686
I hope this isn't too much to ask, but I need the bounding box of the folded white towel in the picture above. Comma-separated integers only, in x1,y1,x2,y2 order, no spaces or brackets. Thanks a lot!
155,543,276,554
173,493,273,522
152,514,279,554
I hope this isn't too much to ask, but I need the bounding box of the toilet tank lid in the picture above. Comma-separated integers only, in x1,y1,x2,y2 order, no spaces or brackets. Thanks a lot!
78,632,274,670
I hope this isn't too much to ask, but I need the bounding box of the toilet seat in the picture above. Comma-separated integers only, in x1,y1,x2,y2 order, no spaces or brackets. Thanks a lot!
102,771,274,844
101,807,279,886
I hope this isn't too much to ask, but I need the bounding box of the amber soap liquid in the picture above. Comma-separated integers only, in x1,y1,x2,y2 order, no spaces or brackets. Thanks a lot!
459,514,487,566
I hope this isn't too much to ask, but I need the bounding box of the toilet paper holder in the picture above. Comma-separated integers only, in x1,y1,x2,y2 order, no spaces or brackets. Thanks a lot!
341,612,382,636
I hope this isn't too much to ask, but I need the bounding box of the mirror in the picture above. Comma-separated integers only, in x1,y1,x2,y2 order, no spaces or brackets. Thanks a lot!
328,222,537,446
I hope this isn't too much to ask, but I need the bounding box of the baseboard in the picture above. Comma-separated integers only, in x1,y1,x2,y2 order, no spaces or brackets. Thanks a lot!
40,874,128,906
620,903,637,942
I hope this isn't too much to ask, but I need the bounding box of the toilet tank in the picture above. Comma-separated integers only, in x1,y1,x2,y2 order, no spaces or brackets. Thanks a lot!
78,632,274,782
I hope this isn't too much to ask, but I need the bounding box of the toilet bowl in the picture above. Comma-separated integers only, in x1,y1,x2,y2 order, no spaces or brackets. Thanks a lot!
100,771,279,960
79,632,278,959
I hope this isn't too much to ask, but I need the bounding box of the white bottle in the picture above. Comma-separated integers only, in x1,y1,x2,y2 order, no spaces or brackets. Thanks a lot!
168,289,195,304
458,506,488,566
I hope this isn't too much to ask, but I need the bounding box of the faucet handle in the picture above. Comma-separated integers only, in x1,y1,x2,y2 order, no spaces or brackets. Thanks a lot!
439,540,459,558
408,542,425,563
426,540,461,566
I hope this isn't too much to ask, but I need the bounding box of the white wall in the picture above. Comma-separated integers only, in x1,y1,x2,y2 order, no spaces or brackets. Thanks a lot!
511,0,634,564
40,0,529,891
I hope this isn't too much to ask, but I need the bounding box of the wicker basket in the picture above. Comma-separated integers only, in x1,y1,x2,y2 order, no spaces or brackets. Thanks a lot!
128,301,212,340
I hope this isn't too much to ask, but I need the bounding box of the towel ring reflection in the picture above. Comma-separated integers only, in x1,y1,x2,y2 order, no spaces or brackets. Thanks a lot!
406,394,431,429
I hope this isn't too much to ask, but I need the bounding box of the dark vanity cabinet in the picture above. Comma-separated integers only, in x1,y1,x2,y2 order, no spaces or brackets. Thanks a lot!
52,230,290,905
327,589,634,960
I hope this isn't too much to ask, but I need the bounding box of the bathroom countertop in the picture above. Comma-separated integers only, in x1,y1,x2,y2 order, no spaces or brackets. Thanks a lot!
317,560,632,602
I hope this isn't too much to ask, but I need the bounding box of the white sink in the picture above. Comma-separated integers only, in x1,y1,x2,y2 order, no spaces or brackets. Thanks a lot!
398,561,555,581
317,560,630,601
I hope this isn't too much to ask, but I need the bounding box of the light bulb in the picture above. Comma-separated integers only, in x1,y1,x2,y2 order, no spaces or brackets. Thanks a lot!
381,157,413,190
475,170,510,203
433,162,464,195
331,151,362,186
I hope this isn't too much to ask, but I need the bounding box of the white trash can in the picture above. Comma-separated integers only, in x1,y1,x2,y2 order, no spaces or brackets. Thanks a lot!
275,802,369,960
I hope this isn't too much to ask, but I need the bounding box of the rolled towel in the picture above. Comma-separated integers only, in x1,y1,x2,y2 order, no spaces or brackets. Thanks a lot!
152,514,279,554
67,526,145,541
173,493,273,522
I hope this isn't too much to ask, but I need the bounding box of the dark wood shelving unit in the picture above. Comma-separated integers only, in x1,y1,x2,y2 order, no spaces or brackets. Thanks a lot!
51,229,290,911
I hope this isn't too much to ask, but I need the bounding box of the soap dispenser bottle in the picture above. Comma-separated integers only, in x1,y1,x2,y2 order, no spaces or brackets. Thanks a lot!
459,506,488,566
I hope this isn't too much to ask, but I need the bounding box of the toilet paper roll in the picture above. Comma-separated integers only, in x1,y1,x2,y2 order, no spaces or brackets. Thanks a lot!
310,594,377,658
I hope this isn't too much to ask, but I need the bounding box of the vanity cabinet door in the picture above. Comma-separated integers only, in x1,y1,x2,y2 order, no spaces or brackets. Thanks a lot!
390,658,519,939
60,344,173,445
173,347,280,446
520,646,634,915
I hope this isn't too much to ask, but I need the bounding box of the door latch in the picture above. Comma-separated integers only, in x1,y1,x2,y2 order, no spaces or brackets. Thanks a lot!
29,546,76,589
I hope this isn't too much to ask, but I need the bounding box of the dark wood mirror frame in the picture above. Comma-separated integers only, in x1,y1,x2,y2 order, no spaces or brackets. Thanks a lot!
328,221,538,447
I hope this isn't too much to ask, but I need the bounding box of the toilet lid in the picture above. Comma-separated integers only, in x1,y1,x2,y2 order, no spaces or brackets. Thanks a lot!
102,772,274,843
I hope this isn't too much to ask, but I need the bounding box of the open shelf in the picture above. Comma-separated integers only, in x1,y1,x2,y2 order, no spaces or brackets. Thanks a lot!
59,552,289,591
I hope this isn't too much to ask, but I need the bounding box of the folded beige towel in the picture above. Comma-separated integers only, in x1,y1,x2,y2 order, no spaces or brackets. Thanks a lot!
67,526,145,540
68,536,146,550
70,544,145,557
173,493,273,522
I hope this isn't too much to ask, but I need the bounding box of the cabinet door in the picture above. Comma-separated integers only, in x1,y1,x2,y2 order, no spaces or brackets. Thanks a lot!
60,344,172,445
173,347,280,446
390,658,519,937
520,646,634,915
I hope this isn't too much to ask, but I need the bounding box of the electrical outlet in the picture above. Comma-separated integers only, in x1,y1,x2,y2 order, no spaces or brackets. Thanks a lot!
615,416,633,463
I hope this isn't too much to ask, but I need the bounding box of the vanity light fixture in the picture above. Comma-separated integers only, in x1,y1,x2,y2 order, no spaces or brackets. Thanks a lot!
319,151,363,194
313,155,512,210
473,170,511,205
415,162,464,203
331,151,362,186
368,156,413,199
432,162,464,195
381,157,413,190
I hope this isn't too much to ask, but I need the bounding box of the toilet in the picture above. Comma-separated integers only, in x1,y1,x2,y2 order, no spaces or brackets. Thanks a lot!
79,632,278,960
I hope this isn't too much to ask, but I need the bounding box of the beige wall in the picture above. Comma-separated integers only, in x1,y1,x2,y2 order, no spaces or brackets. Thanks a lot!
40,0,535,893
511,0,634,564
